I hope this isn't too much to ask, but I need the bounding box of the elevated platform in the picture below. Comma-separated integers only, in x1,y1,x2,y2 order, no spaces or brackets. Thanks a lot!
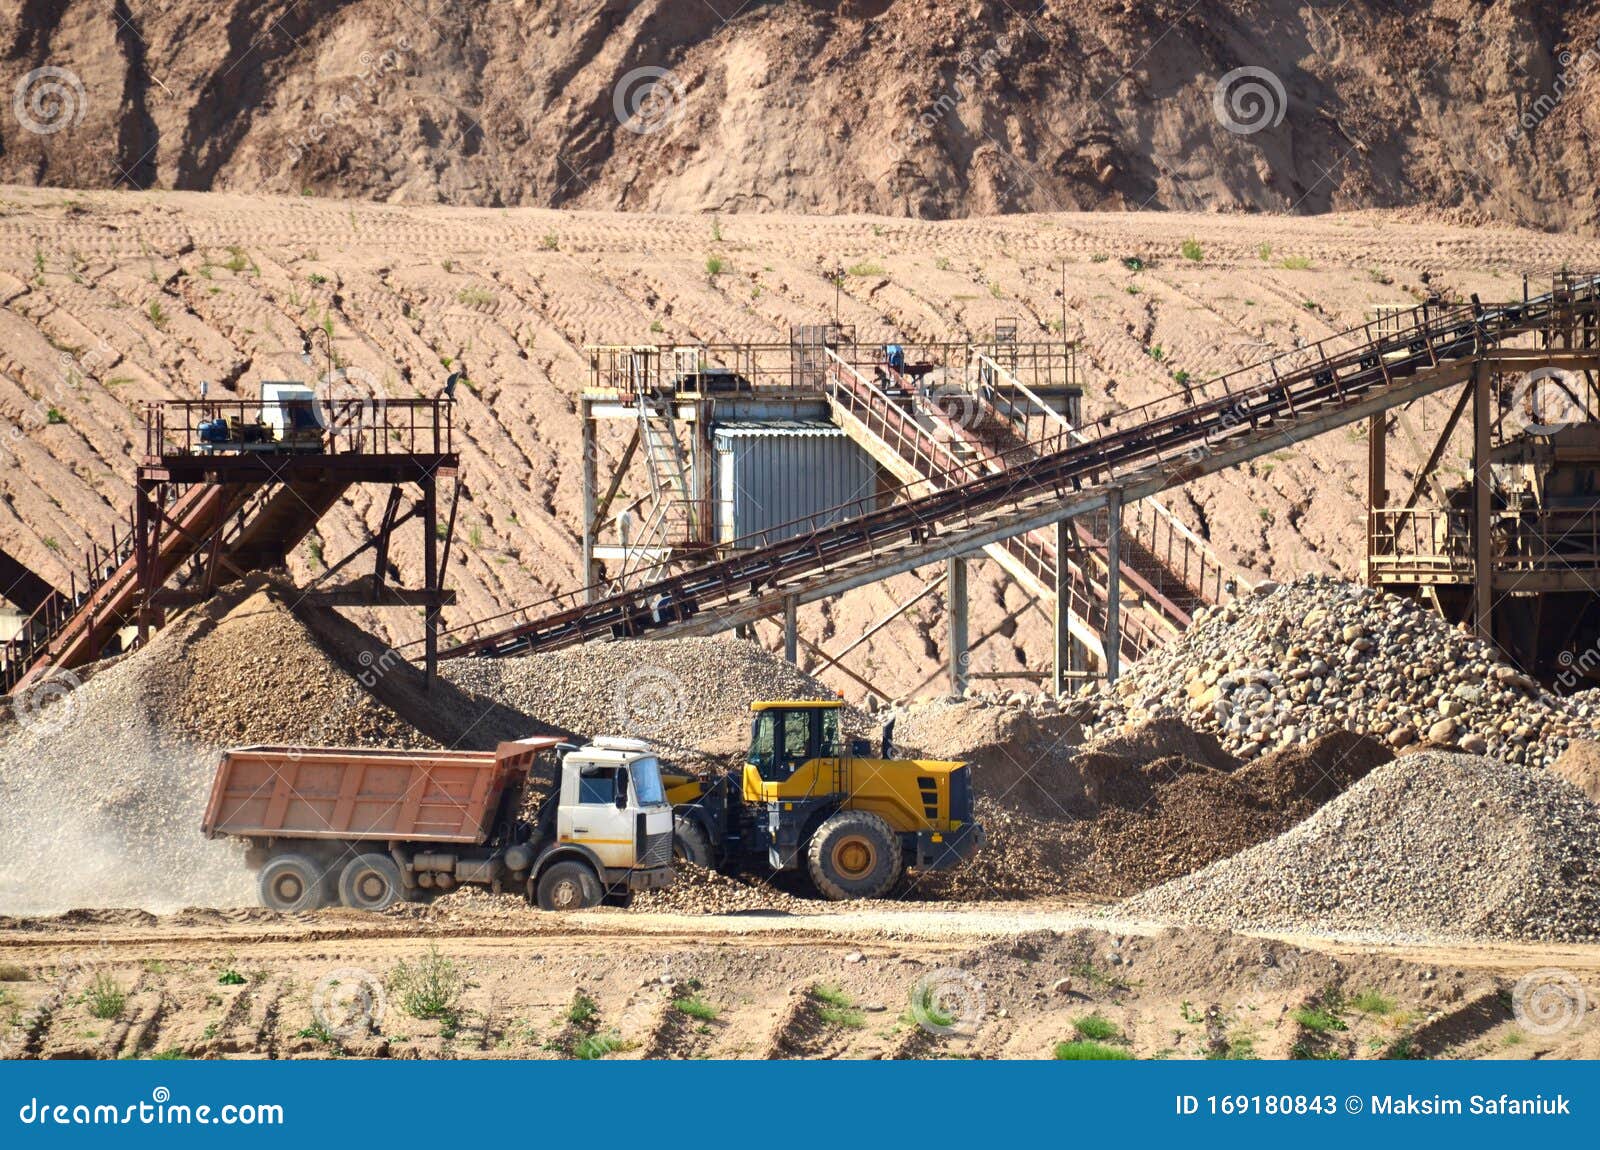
434,274,1600,694
3,396,460,696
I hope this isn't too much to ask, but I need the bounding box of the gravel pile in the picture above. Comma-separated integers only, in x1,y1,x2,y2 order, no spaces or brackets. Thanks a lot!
1077,575,1600,766
631,865,809,914
443,635,859,756
1123,751,1600,942
0,578,471,915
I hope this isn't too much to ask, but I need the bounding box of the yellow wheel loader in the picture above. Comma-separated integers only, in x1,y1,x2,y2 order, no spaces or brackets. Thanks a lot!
663,700,984,900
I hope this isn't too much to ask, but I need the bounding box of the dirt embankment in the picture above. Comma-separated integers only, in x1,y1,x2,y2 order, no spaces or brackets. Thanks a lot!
4,2,1599,234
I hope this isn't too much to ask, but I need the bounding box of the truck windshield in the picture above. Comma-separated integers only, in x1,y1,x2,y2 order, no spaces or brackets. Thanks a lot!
629,759,667,806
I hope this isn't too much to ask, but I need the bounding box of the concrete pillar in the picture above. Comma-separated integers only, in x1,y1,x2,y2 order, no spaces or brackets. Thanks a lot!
580,399,598,603
1104,491,1123,684
947,555,968,697
782,594,798,665
1473,361,1493,642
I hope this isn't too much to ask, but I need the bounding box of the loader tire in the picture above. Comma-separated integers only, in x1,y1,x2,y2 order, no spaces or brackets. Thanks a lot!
534,861,604,911
257,853,330,912
806,810,902,901
672,816,715,869
338,853,403,911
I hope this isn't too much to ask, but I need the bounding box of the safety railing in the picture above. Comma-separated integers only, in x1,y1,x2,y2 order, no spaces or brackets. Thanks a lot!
144,398,454,460
434,275,1600,658
1369,505,1600,580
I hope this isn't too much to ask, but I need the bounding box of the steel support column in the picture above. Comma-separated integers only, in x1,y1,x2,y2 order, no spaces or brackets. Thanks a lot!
1052,518,1084,694
1472,361,1493,641
422,474,439,687
1365,412,1385,583
1104,490,1123,684
782,593,798,664
947,555,969,697
580,399,598,602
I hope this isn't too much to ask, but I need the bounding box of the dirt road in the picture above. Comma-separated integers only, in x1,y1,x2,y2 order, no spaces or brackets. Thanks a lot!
3,899,1595,1061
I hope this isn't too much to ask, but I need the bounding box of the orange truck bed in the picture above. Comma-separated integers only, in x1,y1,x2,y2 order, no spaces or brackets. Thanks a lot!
201,738,565,844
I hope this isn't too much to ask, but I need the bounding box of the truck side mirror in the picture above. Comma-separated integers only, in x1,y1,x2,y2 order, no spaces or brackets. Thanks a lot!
850,739,872,757
615,777,629,809
881,717,896,759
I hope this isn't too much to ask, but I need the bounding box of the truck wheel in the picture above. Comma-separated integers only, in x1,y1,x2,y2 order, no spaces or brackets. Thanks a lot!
338,853,403,911
806,811,902,901
257,853,329,912
534,861,603,911
672,816,714,869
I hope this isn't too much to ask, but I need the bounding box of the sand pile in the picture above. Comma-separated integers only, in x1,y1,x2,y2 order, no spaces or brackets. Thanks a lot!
926,730,1391,900
1123,752,1600,942
444,635,860,755
1553,740,1600,805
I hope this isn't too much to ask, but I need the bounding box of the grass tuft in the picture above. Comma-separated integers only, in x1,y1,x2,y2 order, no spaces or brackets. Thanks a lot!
672,996,717,1022
389,946,472,1023
1071,1013,1120,1042
1054,1040,1133,1060
84,973,125,1020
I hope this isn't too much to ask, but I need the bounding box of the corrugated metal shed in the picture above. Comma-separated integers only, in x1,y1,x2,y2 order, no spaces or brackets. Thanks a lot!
714,421,877,546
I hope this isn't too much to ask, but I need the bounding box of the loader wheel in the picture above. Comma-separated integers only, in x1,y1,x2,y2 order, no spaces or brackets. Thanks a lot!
257,853,329,912
806,811,902,901
672,816,714,869
338,853,403,912
534,861,604,911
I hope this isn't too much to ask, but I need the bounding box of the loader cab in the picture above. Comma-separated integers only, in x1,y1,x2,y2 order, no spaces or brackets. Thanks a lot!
746,700,843,790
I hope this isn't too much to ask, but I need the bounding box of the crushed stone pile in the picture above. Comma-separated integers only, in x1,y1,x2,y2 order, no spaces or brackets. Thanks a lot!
1123,751,1600,943
1077,575,1600,767
630,865,809,914
924,729,1392,899
0,577,522,915
444,635,861,756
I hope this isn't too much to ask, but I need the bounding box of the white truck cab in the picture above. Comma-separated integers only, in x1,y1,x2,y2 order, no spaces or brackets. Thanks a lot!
531,737,674,909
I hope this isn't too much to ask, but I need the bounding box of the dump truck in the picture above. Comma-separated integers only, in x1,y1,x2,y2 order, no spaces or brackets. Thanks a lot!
202,735,674,912
664,699,983,900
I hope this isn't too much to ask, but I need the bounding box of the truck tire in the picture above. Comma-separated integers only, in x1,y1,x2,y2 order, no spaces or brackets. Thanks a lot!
534,860,603,911
806,811,902,901
257,853,329,912
338,853,403,911
672,816,714,869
